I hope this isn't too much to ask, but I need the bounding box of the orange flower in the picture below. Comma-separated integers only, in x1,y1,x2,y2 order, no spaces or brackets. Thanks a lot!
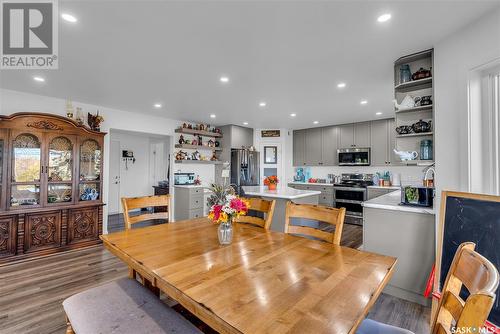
264,175,279,185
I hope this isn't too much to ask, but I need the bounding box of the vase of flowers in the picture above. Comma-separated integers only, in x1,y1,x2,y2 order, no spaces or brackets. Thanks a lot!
264,175,279,190
207,184,249,245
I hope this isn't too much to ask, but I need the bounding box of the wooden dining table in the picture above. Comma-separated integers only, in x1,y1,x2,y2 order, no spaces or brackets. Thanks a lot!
101,218,397,334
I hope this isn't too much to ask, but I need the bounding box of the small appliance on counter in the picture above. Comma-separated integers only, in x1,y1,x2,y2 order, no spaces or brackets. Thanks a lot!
174,172,195,185
401,186,434,207
294,167,306,182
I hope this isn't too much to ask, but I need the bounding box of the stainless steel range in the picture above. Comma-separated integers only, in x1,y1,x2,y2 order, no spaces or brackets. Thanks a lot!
333,173,373,226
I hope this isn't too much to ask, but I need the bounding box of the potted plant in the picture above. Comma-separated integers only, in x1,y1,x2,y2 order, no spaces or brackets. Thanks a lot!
207,184,249,245
264,175,279,190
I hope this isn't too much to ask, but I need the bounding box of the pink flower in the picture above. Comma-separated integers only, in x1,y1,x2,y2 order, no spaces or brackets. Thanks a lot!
230,198,248,213
212,204,222,220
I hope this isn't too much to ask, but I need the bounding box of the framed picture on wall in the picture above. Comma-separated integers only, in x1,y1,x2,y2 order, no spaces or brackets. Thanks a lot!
264,146,277,164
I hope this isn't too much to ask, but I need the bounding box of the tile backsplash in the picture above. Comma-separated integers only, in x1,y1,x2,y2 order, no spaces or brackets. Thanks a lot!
289,165,425,186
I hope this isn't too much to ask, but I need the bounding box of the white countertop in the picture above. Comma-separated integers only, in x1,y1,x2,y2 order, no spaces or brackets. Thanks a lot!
367,185,401,190
362,189,435,215
242,186,321,199
173,184,206,189
288,182,334,187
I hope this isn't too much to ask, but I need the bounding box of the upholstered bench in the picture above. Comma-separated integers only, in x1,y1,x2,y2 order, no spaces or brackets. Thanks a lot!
63,277,202,334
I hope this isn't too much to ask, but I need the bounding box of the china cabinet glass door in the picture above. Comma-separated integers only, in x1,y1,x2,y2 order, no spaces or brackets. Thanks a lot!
10,132,42,208
79,139,101,202
47,135,74,204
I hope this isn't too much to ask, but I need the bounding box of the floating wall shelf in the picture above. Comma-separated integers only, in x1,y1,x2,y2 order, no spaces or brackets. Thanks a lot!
175,128,223,138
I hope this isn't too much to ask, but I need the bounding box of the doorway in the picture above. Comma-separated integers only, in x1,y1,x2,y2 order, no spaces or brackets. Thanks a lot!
107,129,171,232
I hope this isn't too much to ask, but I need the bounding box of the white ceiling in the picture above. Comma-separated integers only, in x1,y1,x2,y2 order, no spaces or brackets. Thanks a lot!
1,0,499,129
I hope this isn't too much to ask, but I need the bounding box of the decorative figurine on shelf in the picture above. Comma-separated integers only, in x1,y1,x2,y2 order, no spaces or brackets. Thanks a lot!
66,99,74,119
87,111,104,131
175,151,187,160
192,150,201,160
182,123,188,128
185,139,191,145
210,152,218,161
207,139,215,147
194,175,201,185
75,107,84,125
198,135,203,145
191,139,198,146
215,140,220,147
199,124,205,131
178,135,185,145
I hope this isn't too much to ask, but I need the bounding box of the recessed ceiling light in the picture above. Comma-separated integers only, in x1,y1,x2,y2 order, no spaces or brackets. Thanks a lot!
313,121,319,124
290,113,297,117
210,114,216,119
61,13,77,23
153,103,162,108
259,101,267,107
33,76,45,82
337,82,346,88
360,100,368,105
243,122,249,125
377,13,391,23
219,76,229,83
376,112,383,115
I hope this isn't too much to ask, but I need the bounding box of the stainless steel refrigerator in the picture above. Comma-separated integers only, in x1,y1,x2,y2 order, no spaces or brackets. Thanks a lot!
230,149,260,194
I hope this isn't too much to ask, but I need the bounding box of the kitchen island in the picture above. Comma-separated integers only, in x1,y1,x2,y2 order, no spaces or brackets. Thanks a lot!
242,186,321,232
362,190,435,306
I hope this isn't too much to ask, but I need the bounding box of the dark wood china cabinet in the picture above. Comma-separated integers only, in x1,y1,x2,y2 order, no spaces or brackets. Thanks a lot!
0,113,105,264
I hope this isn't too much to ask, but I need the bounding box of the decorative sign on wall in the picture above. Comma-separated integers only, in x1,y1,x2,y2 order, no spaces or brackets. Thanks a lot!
261,130,280,138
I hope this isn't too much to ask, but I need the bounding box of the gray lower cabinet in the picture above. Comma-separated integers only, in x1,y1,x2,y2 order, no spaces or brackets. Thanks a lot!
174,187,204,221
288,183,333,207
293,129,306,166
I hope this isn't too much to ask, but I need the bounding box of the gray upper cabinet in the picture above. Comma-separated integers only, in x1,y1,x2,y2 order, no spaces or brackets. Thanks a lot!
371,119,389,166
354,122,371,147
305,128,322,165
293,129,306,166
370,118,396,166
321,126,337,165
338,124,354,148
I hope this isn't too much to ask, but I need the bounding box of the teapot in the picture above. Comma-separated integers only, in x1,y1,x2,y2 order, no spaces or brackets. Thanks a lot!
393,149,418,161
393,95,417,111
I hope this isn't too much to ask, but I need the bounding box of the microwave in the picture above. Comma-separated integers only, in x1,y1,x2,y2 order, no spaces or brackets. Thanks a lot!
338,148,370,166
174,172,195,185
401,186,434,207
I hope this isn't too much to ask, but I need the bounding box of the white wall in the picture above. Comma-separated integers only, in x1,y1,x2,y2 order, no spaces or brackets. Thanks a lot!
0,88,215,230
434,8,500,210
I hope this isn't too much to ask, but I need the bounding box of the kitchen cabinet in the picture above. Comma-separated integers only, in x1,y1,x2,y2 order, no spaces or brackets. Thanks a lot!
292,130,306,166
354,122,371,147
174,186,205,221
339,124,354,148
288,183,333,207
321,126,337,165
305,128,322,165
370,118,396,166
338,122,371,148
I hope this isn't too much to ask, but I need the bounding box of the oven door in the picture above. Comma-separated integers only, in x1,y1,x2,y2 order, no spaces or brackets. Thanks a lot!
338,149,370,166
334,186,366,224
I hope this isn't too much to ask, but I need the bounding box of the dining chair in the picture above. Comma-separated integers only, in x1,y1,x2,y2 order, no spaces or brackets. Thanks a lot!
121,194,171,283
234,197,276,230
284,202,346,245
356,242,499,334
121,194,171,230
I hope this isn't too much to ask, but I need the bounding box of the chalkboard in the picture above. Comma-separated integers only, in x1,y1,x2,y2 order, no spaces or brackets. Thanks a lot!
439,191,500,326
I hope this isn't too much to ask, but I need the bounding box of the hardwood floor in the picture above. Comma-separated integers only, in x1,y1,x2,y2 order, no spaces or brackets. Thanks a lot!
0,232,429,334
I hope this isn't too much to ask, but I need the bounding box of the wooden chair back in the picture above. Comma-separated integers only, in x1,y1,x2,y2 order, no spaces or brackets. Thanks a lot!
431,242,499,334
234,197,276,230
284,202,346,245
121,195,171,230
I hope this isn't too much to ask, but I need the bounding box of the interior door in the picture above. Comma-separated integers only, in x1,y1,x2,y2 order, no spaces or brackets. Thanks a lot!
108,140,121,214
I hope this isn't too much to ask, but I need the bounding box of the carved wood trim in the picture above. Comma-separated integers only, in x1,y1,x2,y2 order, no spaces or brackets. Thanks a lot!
26,120,63,131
